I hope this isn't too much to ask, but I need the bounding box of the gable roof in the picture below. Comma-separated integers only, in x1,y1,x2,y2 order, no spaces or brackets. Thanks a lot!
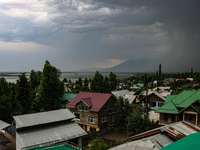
17,121,87,150
140,91,166,102
13,109,75,129
75,97,93,108
66,92,115,112
156,90,200,114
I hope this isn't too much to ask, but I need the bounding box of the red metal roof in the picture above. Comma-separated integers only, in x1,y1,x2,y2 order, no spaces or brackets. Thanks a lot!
66,92,113,112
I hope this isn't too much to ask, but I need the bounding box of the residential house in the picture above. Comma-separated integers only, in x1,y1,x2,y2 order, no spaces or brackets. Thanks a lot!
60,93,77,108
156,90,200,126
140,87,172,108
109,121,200,150
111,90,138,104
163,78,175,85
7,109,87,150
66,92,118,132
139,91,166,108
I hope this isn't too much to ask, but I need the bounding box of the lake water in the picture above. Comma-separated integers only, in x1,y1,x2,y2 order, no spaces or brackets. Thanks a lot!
0,72,134,83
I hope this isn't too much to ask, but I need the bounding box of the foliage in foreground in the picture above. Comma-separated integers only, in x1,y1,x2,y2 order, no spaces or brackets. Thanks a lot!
126,104,157,136
87,137,111,150
116,97,157,136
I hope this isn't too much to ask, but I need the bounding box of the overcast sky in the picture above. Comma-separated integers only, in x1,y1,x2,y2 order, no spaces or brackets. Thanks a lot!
0,0,200,72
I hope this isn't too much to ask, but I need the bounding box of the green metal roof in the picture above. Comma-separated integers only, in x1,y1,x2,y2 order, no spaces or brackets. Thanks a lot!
165,95,177,103
133,83,144,87
161,132,200,150
60,93,77,102
156,100,179,114
156,90,200,114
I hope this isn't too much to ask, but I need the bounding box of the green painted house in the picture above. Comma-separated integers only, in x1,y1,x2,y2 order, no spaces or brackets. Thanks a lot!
156,90,200,126
60,93,77,108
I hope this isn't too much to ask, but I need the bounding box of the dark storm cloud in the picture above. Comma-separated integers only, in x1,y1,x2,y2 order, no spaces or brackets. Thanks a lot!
0,0,200,72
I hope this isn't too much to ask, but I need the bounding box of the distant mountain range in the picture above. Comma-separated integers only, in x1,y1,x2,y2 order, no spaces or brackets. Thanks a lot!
76,59,160,73
103,59,159,73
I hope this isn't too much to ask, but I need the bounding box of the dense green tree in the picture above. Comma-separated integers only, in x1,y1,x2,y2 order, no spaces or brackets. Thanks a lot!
116,97,131,128
78,77,82,88
126,104,157,136
35,60,64,111
15,73,31,114
0,78,15,122
62,78,68,82
29,70,41,89
102,76,110,93
109,72,117,91
81,78,89,92
90,71,104,93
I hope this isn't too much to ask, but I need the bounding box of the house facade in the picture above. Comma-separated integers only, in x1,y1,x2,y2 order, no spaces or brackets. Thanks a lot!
156,90,200,126
66,92,117,132
140,91,166,108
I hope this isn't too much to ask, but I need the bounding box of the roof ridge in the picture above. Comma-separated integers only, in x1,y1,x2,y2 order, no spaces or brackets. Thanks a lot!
176,90,199,107
79,91,112,95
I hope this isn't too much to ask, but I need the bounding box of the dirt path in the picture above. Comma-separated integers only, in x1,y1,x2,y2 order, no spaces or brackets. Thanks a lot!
101,132,128,142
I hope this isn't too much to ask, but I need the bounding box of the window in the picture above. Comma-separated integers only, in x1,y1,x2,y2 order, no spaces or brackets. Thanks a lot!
110,104,114,109
111,115,115,123
104,105,108,111
88,117,95,124
101,116,108,123
150,101,156,107
151,96,157,99
74,113,80,119
79,105,88,111
81,114,84,119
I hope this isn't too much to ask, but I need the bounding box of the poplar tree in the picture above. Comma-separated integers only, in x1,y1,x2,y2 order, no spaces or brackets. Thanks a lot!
109,72,117,91
35,61,64,111
15,73,31,114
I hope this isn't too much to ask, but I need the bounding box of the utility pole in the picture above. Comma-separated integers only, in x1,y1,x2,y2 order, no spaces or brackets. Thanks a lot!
145,74,148,115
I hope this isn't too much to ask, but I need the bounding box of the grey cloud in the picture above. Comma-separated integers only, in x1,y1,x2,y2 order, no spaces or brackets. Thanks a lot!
0,0,200,72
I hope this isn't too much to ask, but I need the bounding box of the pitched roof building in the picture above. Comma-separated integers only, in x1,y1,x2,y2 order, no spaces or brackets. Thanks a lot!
66,92,117,132
9,109,87,150
60,93,77,108
156,90,200,126
111,90,138,104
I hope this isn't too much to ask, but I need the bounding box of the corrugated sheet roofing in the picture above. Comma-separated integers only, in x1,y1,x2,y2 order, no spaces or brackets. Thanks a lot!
113,121,200,150
161,132,200,150
17,121,87,149
111,90,134,98
0,120,10,130
66,92,114,112
13,109,75,129
156,90,200,114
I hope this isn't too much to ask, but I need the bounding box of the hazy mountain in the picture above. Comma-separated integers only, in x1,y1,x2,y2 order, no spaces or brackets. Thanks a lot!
104,59,159,73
